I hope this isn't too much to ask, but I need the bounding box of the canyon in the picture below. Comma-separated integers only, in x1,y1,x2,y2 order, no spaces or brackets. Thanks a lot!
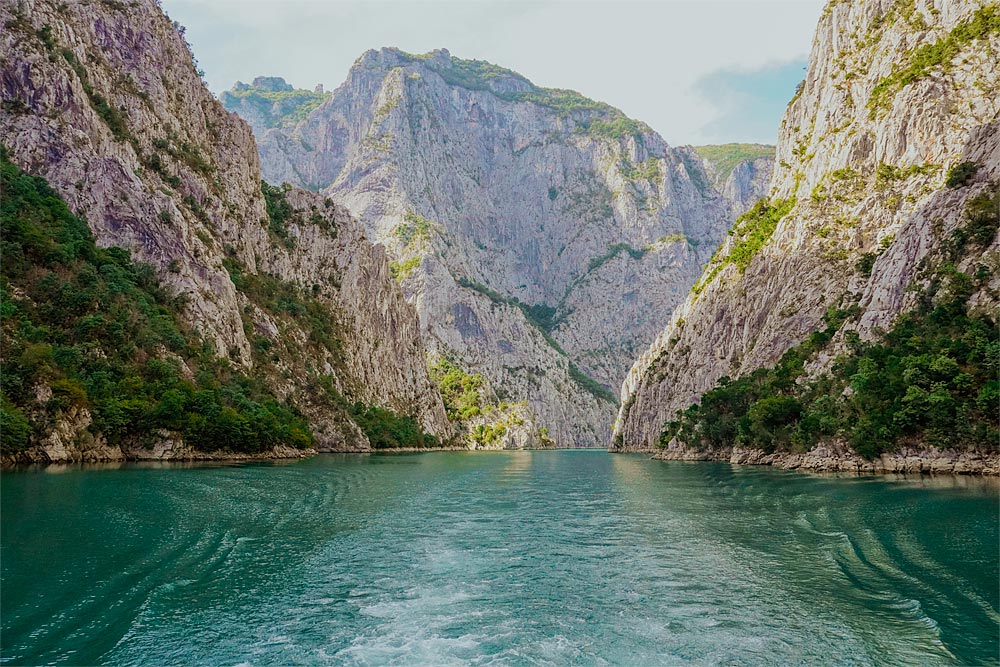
225,55,771,447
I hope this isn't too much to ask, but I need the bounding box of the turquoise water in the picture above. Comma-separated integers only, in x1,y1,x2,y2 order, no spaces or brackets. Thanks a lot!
1,451,997,666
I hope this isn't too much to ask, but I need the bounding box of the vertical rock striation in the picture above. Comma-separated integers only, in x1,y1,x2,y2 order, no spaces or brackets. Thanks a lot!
694,143,775,216
229,49,766,446
1,0,449,458
614,0,999,452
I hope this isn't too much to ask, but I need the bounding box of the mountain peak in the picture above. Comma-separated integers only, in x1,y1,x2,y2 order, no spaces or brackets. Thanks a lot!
220,78,330,134
228,45,769,446
346,47,650,136
250,76,293,92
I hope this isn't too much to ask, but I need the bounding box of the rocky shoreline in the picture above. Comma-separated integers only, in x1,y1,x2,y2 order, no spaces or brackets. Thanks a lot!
647,444,1000,476
1,443,574,468
1,443,318,468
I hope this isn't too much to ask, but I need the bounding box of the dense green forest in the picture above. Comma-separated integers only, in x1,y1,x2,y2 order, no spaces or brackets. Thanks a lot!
661,188,999,458
0,153,316,454
0,151,450,456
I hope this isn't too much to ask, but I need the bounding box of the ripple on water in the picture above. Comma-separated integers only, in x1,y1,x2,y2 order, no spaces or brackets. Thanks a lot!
1,453,997,667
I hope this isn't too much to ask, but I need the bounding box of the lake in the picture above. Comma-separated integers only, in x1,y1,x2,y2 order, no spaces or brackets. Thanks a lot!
1,451,997,666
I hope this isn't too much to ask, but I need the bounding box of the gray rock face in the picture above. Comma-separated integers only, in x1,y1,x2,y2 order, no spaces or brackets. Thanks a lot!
232,48,758,446
720,157,774,216
694,144,775,215
614,0,999,451
654,442,1000,476
1,0,450,454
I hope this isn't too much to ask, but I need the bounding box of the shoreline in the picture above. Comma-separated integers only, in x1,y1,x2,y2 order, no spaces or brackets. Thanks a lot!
363,445,472,454
641,444,1000,476
13,441,988,475
0,444,595,469
1,444,318,469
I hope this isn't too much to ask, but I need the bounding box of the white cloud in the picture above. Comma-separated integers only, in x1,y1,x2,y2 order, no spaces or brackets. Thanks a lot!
693,58,809,144
161,0,824,145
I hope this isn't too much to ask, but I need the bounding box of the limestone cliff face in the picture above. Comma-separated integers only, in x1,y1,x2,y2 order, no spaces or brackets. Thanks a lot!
718,157,774,215
614,0,999,451
230,49,745,447
694,144,775,216
0,0,449,457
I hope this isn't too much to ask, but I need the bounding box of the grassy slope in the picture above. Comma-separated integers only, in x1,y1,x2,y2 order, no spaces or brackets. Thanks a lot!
693,144,775,183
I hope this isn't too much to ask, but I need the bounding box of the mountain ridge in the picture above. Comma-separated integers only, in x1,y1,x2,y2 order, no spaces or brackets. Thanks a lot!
226,47,773,447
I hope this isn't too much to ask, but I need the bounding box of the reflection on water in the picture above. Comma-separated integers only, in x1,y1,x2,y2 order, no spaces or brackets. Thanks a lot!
2,452,997,667
19,458,307,474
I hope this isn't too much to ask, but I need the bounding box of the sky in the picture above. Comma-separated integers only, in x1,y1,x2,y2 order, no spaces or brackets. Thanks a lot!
160,0,824,147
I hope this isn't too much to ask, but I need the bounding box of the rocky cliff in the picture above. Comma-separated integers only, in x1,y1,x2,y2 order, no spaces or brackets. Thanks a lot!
227,50,768,447
694,144,775,215
0,0,450,462
614,0,999,453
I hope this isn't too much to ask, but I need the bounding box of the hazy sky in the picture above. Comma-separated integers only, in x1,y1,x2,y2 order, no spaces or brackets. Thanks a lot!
160,0,824,146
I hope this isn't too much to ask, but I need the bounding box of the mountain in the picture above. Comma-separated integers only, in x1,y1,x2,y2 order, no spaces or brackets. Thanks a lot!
613,0,999,473
219,77,330,136
694,144,776,215
225,50,772,447
0,0,451,462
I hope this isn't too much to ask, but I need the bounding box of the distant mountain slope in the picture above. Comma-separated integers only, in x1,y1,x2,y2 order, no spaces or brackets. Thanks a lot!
694,143,775,215
219,77,330,135
226,49,772,446
694,144,774,184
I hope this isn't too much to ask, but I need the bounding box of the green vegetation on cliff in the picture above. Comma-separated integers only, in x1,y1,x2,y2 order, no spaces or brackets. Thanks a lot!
868,4,1000,115
221,258,341,356
349,403,440,449
400,52,647,140
261,180,297,247
569,363,617,404
428,356,533,447
692,197,796,296
220,85,330,129
430,357,487,421
260,180,335,248
410,55,532,92
619,158,662,182
394,211,438,248
586,243,647,273
694,144,775,182
661,189,999,458
946,161,980,188
725,197,797,270
0,153,313,454
390,256,421,281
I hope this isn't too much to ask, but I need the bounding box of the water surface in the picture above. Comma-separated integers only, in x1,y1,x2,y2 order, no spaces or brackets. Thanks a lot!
2,451,997,666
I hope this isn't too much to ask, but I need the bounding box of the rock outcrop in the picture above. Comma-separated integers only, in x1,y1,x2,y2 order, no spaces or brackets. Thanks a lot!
654,442,1000,475
614,0,999,452
227,49,762,446
0,0,450,461
218,77,330,136
694,144,775,215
